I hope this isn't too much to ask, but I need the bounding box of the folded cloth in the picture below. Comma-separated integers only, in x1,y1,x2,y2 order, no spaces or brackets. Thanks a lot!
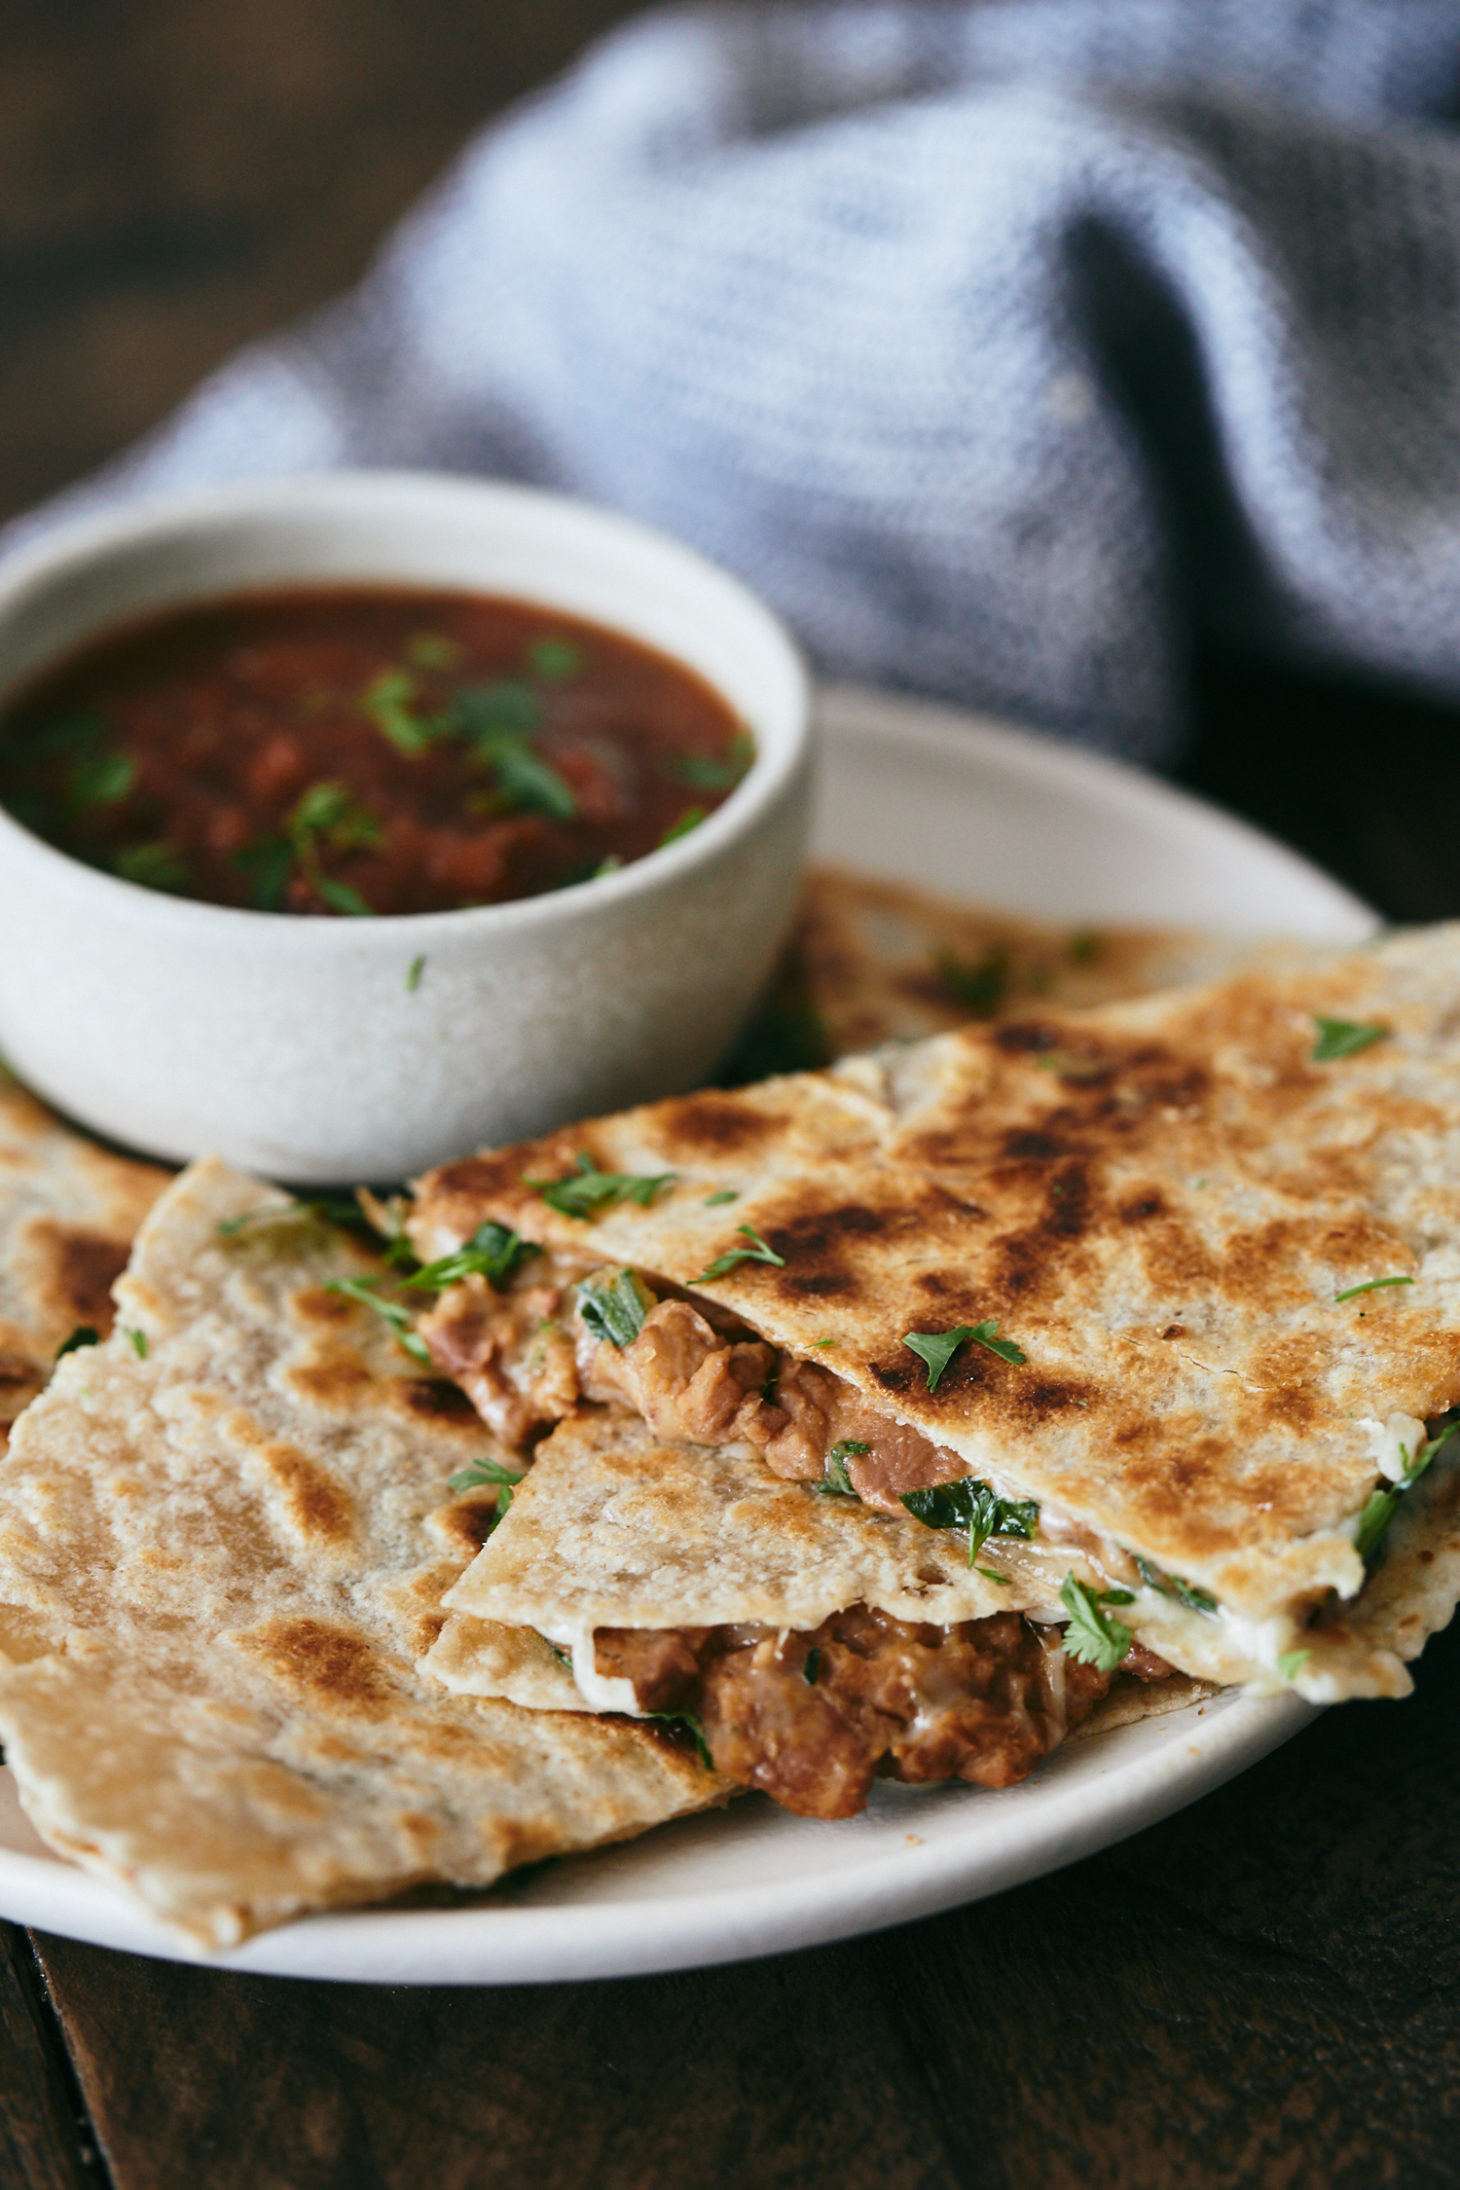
8,1,1460,762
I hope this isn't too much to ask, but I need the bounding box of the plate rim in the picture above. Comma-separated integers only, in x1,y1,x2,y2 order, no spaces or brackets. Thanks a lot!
0,681,1375,1980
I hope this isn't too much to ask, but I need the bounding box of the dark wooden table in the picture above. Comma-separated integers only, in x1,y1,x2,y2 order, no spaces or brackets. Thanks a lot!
2,7,1458,2185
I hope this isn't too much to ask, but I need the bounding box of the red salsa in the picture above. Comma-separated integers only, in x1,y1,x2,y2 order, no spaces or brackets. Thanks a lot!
0,587,752,916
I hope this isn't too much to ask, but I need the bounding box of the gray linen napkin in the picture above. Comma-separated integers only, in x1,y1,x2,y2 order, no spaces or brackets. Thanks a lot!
8,1,1460,762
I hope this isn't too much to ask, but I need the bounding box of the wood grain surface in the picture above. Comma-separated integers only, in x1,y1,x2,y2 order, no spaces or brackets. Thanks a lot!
2,4,1459,2187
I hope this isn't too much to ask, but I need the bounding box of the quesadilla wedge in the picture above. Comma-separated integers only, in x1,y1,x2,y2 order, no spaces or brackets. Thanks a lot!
408,924,1460,1802
0,1070,169,1444
0,1157,720,1949
425,1410,1210,1818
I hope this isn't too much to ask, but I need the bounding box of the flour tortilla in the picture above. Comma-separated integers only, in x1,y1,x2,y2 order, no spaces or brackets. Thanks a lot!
0,1158,720,1950
411,924,1460,1702
0,1071,169,1444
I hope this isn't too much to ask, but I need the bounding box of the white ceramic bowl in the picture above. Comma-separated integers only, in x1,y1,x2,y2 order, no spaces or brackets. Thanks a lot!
0,475,811,1182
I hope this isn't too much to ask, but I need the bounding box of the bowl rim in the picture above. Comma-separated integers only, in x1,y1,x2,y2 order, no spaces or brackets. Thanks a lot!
0,471,810,947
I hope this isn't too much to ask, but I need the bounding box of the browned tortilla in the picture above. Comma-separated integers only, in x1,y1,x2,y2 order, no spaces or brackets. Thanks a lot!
0,1159,721,1948
411,924,1460,1696
0,1071,169,1445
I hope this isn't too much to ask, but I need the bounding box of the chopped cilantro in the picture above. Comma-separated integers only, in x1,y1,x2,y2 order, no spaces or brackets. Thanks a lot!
977,1567,1013,1585
126,1328,148,1359
1134,1555,1217,1615
702,1189,739,1206
1312,1016,1388,1063
362,669,440,755
659,805,706,847
816,1441,868,1497
233,834,292,911
55,1325,99,1359
675,732,754,792
452,680,542,741
903,1321,1026,1392
406,954,425,993
1334,1274,1413,1303
490,740,577,821
218,1194,367,1240
528,1152,677,1218
527,637,582,682
447,1456,524,1522
644,1710,714,1771
1276,1649,1312,1682
693,1225,786,1283
576,1268,655,1350
901,1477,1038,1566
324,1275,432,1365
404,1221,533,1295
69,749,136,808
936,945,1008,1017
1356,1418,1460,1562
1059,1573,1133,1671
113,841,189,893
405,632,462,672
317,877,375,917
803,1647,821,1684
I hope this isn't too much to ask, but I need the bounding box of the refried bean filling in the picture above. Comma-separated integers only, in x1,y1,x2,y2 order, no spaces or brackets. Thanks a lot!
594,1607,1173,1819
419,1266,968,1509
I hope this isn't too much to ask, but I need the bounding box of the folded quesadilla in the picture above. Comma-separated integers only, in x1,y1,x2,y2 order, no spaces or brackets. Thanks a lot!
0,1070,169,1445
0,1158,720,1947
784,862,1312,1059
409,925,1460,1813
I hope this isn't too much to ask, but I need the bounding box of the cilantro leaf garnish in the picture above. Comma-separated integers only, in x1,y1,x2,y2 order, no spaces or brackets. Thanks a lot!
490,740,577,821
693,1225,787,1283
675,732,753,793
218,1195,369,1240
69,748,136,808
803,1647,821,1685
451,680,542,742
317,877,375,917
1059,1573,1133,1671
1334,1275,1414,1304
403,1221,533,1295
324,1275,432,1365
527,637,582,682
936,945,1008,1017
232,834,292,911
1312,1017,1388,1063
1354,1419,1460,1562
113,841,189,893
1133,1555,1217,1616
644,1710,714,1771
528,1153,678,1218
1276,1648,1312,1682
362,669,441,755
703,1189,739,1207
406,954,425,994
576,1269,655,1350
406,632,462,673
816,1440,868,1497
901,1477,1039,1566
55,1326,99,1359
447,1456,524,1512
659,805,706,847
903,1321,1026,1392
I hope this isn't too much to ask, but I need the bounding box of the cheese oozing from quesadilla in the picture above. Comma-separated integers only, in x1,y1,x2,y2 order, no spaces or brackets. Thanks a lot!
408,924,1460,1747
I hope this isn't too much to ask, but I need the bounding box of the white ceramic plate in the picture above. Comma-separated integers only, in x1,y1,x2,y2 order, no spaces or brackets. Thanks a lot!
0,685,1376,1981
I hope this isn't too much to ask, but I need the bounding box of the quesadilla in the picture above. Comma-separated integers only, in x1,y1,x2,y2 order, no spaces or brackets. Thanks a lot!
782,862,1311,1059
0,1157,720,1948
409,924,1460,1814
0,1070,169,1445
